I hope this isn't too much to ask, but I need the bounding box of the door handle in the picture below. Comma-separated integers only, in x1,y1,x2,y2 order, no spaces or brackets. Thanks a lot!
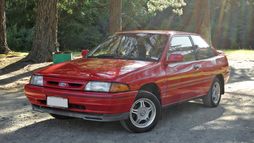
194,64,201,70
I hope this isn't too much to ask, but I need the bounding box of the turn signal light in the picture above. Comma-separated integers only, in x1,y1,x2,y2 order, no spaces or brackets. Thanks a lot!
110,83,130,93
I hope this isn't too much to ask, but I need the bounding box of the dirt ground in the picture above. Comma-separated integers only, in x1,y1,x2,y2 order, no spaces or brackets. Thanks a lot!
0,56,254,143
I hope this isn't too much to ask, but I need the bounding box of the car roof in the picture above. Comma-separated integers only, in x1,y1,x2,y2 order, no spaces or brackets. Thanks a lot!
116,30,199,36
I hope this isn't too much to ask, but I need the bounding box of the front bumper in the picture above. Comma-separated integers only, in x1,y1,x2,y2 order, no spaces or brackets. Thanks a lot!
32,105,129,122
25,84,137,121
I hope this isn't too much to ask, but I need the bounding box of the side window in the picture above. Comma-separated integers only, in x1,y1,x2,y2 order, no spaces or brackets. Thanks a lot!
171,36,192,48
191,35,214,59
168,36,195,62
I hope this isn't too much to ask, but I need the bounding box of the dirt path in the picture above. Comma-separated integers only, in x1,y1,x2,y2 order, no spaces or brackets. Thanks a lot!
0,60,253,143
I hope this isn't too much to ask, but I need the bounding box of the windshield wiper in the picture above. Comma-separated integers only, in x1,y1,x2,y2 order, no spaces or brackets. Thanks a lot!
88,54,118,59
88,54,158,62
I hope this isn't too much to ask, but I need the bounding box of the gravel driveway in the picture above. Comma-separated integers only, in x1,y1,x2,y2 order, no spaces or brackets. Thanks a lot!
0,60,253,143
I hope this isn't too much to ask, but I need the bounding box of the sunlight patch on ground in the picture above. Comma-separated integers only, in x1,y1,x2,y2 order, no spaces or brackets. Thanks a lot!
0,52,28,59
226,81,254,92
223,50,254,61
0,114,50,134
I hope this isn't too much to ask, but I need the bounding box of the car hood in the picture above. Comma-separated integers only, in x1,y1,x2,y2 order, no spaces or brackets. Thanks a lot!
36,58,154,80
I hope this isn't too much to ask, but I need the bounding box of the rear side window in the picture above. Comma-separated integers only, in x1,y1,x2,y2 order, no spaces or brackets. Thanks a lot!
169,36,195,62
191,35,214,60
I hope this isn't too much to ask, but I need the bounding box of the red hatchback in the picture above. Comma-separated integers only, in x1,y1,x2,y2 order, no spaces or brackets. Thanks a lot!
25,30,229,132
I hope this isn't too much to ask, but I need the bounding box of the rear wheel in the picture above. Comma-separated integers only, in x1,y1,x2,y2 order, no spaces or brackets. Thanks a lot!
203,78,222,107
120,91,161,133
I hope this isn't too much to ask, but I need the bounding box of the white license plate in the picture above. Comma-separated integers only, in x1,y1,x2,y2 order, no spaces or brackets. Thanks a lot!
47,96,68,108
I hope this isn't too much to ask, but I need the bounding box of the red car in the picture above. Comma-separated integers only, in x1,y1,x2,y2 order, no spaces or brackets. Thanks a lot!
25,30,229,133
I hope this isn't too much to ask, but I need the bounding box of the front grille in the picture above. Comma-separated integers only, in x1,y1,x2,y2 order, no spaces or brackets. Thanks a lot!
68,83,83,88
44,76,86,90
46,81,83,88
47,81,58,86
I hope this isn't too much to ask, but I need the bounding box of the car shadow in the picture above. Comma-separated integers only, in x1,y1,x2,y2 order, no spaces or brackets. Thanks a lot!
2,92,254,143
228,66,254,83
1,101,228,143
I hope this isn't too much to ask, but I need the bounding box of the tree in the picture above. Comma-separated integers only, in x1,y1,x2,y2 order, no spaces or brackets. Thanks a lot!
181,0,211,44
26,0,58,63
109,0,122,34
122,0,186,30
145,0,211,44
0,0,10,54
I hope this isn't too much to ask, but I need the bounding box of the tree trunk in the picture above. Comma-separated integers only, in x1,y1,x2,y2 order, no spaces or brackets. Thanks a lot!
249,3,254,49
26,0,58,63
0,0,10,54
109,0,122,34
182,0,211,44
213,0,228,49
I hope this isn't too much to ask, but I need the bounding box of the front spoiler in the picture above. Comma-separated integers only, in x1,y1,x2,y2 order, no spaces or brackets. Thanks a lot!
32,105,129,122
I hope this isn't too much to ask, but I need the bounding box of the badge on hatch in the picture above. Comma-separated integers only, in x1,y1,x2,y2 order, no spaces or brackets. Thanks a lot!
59,82,68,87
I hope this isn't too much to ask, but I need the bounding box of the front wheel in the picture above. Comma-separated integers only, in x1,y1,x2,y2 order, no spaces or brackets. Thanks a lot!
120,91,161,133
203,77,222,107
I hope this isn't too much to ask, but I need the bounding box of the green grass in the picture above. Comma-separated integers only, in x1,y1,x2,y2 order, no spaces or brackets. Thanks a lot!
223,49,254,55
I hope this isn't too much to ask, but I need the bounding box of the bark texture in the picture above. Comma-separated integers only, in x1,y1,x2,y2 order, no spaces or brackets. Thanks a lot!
26,0,58,63
0,0,10,54
109,0,122,34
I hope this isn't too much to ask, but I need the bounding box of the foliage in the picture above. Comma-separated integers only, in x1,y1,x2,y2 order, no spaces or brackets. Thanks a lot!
7,25,34,51
4,0,254,51
5,0,36,51
147,0,186,15
211,0,254,49
3,0,192,52
58,0,109,50
146,0,254,49
122,0,186,30
58,0,185,50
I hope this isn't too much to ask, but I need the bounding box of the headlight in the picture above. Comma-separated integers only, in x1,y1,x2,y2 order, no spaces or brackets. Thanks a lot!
85,82,111,92
85,81,129,93
30,75,43,86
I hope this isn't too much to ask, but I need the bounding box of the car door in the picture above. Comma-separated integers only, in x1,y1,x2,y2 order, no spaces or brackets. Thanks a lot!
163,35,203,105
190,35,217,96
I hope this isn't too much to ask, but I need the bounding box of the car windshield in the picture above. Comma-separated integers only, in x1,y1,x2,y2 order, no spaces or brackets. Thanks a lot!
87,33,168,61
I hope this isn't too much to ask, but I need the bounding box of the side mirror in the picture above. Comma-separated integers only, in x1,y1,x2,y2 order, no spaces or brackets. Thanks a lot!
193,45,199,50
166,53,184,64
81,50,89,58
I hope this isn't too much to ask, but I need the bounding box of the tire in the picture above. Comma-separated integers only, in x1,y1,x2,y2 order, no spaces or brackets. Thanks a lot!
203,77,222,107
50,114,71,119
120,91,161,133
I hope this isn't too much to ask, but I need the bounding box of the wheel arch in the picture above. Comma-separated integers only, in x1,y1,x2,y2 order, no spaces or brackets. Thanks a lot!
139,83,161,103
216,74,225,94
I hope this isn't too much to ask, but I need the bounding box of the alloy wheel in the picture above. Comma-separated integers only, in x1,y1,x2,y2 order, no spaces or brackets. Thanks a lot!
211,82,221,104
129,98,156,128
